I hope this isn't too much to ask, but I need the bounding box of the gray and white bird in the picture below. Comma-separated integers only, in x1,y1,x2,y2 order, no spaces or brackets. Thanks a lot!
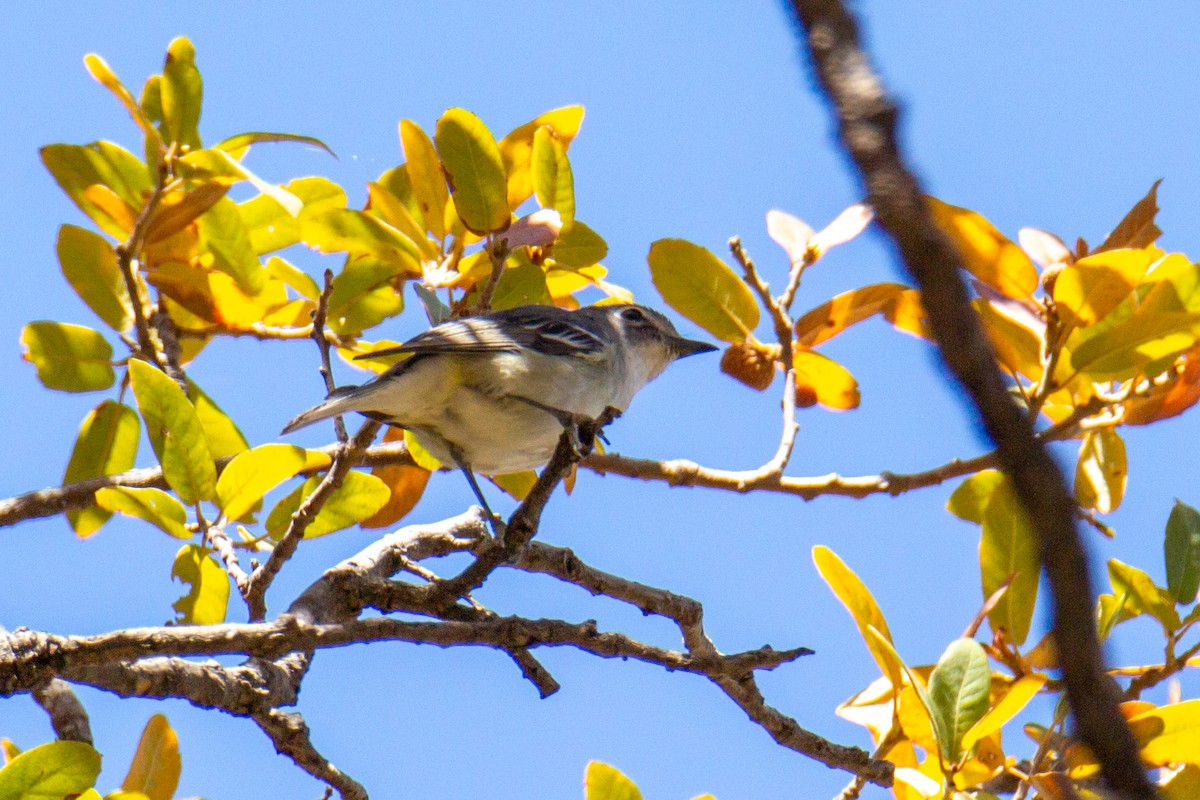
281,302,716,514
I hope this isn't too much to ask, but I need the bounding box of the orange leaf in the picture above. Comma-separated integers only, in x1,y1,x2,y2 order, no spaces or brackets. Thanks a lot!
362,427,431,528
926,196,1038,298
794,348,860,410
1096,179,1162,253
1125,345,1200,425
794,282,909,347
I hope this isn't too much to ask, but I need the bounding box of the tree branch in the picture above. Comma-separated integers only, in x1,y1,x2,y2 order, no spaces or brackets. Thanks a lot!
784,1,1153,796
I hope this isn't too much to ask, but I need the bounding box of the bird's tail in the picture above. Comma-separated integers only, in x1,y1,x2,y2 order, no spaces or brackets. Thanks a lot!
280,384,366,435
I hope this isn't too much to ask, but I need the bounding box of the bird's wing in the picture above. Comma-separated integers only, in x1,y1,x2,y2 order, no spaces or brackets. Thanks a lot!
354,306,607,360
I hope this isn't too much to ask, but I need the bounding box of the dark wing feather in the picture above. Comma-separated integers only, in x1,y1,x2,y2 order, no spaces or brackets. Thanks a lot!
355,305,606,361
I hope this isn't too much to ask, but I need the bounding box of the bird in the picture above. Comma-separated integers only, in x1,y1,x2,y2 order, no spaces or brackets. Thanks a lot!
281,303,716,518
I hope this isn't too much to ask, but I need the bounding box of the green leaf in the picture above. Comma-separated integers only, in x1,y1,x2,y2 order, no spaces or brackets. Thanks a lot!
303,208,421,274
216,444,315,521
947,469,1006,525
1074,428,1127,514
0,741,101,800
63,401,140,537
95,487,190,539
1166,500,1200,604
197,196,265,294
927,638,992,762
170,544,229,624
20,321,114,392
812,546,902,687
129,359,216,505
161,37,202,149
980,479,1040,645
583,762,642,800
413,283,452,326
214,130,336,160
435,108,510,234
120,714,180,800
265,471,391,539
240,176,347,255
1070,306,1200,380
648,238,759,343
326,257,406,335
399,119,449,240
187,379,250,460
40,141,151,238
56,224,132,331
487,257,552,310
550,220,607,268
1109,559,1181,634
531,126,575,230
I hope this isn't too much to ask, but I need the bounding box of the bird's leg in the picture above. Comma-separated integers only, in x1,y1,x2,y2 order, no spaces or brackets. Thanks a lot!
511,397,621,459
438,438,500,533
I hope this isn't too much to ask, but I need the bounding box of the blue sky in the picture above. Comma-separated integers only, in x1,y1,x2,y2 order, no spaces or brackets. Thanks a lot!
4,3,1200,799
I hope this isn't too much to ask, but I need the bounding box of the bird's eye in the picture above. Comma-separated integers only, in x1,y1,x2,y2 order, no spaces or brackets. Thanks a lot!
620,306,649,324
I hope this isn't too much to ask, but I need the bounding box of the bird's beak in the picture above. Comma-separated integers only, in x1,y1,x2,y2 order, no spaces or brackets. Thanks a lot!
672,337,719,358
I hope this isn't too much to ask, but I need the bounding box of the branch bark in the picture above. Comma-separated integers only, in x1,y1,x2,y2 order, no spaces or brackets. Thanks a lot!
784,2,1154,797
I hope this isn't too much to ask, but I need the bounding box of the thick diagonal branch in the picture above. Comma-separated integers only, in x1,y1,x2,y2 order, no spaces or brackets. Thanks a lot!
785,2,1153,796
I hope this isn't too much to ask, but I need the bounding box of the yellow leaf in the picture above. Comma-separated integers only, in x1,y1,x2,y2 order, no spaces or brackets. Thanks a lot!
926,196,1038,299
64,401,140,538
0,741,101,800
1074,428,1127,514
973,297,1044,380
812,546,902,686
129,358,216,505
1053,248,1158,327
95,487,191,539
531,126,575,230
499,106,585,210
367,181,439,261
57,224,133,332
647,238,759,343
215,443,314,522
1130,699,1200,766
980,479,1040,645
794,283,909,347
83,53,163,154
170,544,229,624
960,674,1046,750
792,348,860,410
21,321,115,393
399,119,448,240
434,108,510,235
121,714,180,800
583,761,642,800
161,37,202,149
947,469,1005,525
491,471,537,499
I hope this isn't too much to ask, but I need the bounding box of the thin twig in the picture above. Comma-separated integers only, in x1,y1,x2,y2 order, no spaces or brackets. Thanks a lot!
115,162,174,370
244,421,382,620
310,270,347,444
473,238,511,314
